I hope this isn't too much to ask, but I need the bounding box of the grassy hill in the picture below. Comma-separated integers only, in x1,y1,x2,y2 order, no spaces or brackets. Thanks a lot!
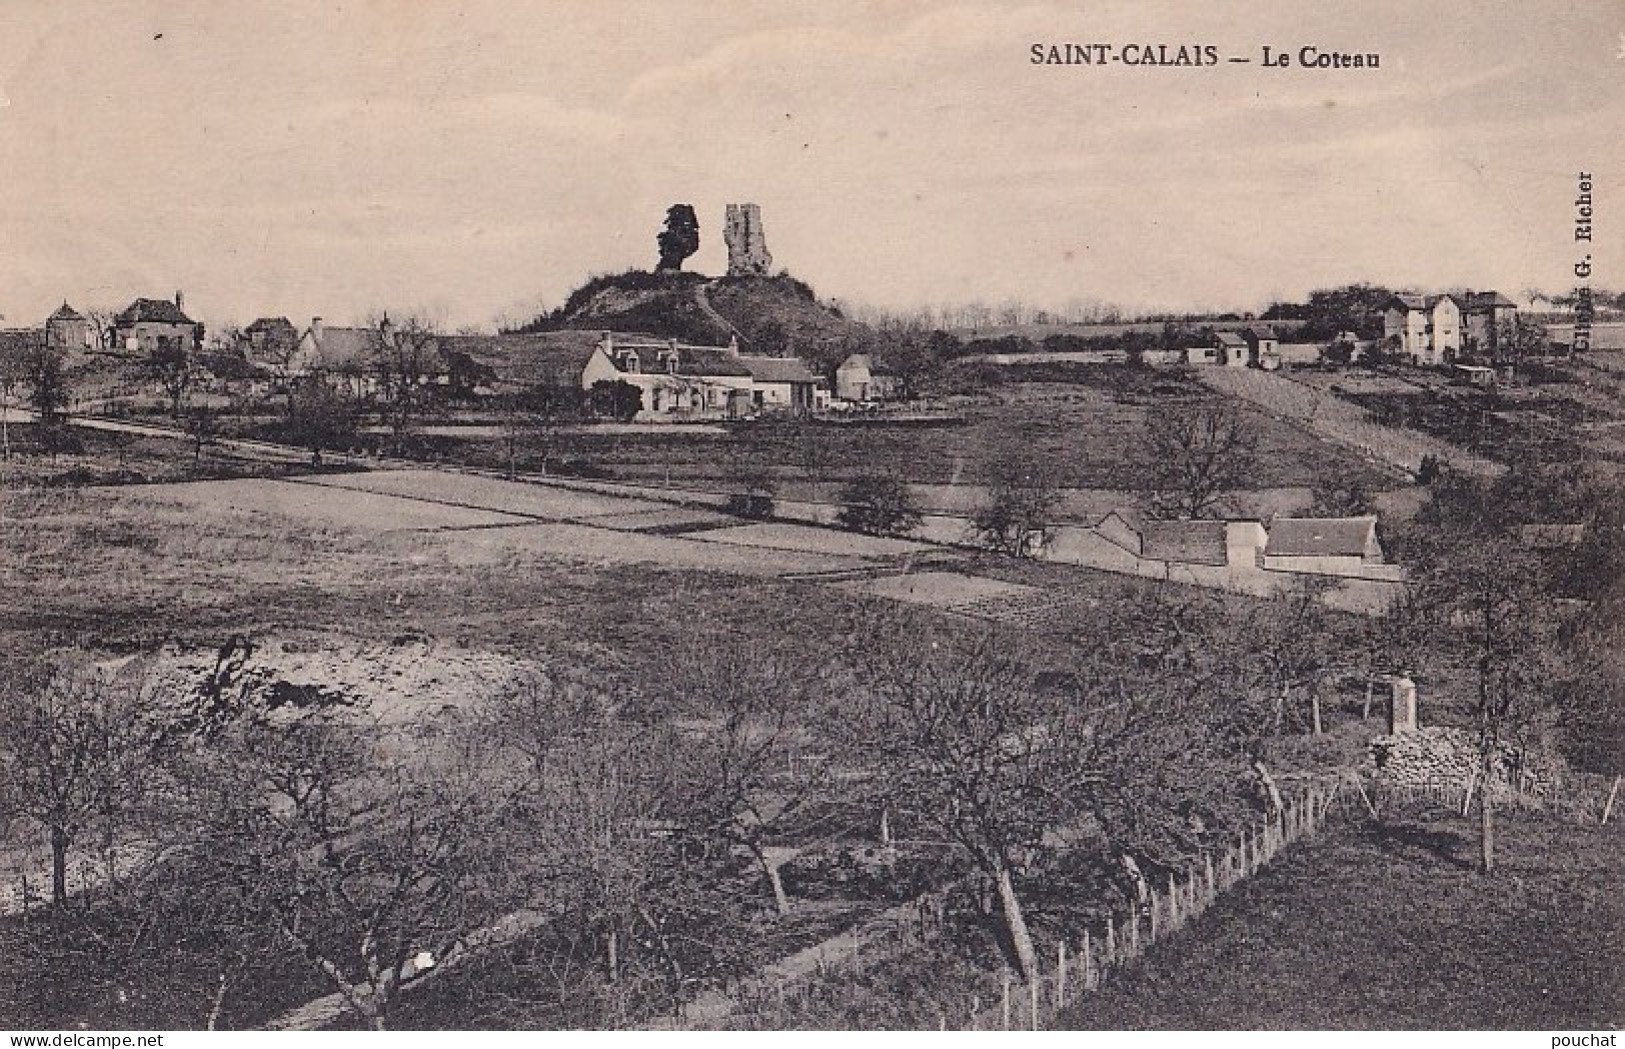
511,270,874,374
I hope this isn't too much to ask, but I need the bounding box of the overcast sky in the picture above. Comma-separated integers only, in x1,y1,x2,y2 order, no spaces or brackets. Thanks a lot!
0,0,1619,330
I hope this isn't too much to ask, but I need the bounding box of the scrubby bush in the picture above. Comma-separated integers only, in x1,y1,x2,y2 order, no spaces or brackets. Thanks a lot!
837,474,922,537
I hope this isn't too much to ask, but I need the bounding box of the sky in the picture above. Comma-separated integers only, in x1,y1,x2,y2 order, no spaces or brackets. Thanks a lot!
0,0,1620,331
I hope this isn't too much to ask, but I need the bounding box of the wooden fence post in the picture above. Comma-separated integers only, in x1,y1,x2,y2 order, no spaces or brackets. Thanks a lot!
1167,873,1179,930
1031,973,1040,1030
1002,970,1012,1031
1148,887,1160,943
1082,930,1093,990
1128,908,1139,954
1205,854,1217,903
1105,915,1116,965
1601,775,1621,826
1057,940,1068,1007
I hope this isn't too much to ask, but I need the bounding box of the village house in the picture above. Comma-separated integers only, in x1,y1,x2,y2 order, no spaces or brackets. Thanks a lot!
834,353,902,402
1383,291,1518,366
1241,325,1278,365
1261,515,1385,576
580,333,756,419
287,317,388,396
112,292,201,355
737,354,818,414
1214,330,1250,367
242,316,300,361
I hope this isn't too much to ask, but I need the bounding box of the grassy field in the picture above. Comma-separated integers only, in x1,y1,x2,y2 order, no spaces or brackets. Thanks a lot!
1061,802,1624,1030
0,421,323,487
356,381,1395,495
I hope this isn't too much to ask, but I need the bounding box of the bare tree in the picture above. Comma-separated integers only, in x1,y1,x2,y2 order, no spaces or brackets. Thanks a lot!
186,711,529,1029
369,314,444,454
1142,402,1258,519
970,454,1062,557
644,637,831,919
1400,473,1578,872
1246,577,1346,735
0,657,159,908
840,627,1094,981
495,389,565,479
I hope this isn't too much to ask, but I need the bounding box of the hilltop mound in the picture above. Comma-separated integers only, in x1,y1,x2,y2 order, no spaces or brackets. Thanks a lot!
513,270,872,374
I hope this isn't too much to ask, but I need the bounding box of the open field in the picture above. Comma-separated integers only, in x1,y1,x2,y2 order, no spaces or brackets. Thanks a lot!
350,382,1397,495
0,420,328,487
297,469,667,520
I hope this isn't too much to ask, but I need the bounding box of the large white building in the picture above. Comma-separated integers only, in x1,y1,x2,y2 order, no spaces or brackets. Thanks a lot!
1382,291,1518,366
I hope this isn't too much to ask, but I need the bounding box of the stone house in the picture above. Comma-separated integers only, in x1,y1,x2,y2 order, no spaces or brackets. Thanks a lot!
112,292,201,355
1242,325,1278,366
288,317,388,397
1096,509,1232,567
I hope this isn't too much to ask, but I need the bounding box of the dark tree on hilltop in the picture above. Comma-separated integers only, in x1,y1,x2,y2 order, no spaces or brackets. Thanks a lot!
656,204,700,272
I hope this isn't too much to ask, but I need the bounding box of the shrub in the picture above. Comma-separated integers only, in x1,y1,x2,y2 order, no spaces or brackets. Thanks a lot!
837,474,922,537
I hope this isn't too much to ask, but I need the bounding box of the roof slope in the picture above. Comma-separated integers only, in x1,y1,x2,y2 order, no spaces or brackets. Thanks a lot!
117,298,194,326
442,331,601,387
737,355,817,383
1140,519,1228,566
1265,516,1379,558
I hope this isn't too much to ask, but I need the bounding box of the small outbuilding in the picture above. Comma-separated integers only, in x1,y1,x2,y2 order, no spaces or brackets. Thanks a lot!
1262,515,1384,575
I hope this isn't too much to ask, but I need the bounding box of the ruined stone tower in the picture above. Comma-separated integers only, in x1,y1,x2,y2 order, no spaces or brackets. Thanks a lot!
724,203,773,277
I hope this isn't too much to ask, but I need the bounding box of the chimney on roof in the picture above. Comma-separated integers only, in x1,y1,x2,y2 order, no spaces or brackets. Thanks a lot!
312,316,324,342
175,290,184,313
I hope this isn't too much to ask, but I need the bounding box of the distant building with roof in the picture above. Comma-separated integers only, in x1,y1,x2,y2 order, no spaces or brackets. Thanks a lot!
112,291,201,355
45,303,94,351
737,353,818,413
242,316,299,361
581,332,760,419
1262,515,1385,576
835,353,902,401
1095,509,1267,569
1383,291,1517,366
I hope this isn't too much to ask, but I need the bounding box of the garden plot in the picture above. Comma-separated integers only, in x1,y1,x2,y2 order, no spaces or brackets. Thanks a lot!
588,505,738,533
693,522,933,559
125,477,526,532
421,521,876,578
294,469,664,520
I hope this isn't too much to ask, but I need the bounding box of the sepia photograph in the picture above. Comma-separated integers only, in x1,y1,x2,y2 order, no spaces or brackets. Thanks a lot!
0,0,1621,1035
